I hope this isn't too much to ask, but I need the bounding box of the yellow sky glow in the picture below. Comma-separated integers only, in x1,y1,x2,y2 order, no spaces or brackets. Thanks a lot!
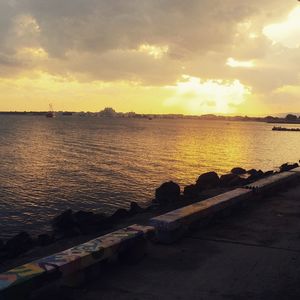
164,76,251,115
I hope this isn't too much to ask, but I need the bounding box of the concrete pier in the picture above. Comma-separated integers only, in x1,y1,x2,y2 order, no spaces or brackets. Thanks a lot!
41,183,300,300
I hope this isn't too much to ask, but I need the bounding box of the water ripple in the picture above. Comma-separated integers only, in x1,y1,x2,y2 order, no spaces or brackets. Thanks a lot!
0,115,300,239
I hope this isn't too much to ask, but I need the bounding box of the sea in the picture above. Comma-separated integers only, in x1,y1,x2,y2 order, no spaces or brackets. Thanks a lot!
1,115,299,239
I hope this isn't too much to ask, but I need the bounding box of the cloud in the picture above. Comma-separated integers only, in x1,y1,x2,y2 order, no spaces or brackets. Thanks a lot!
226,58,255,68
0,1,295,75
0,0,299,114
263,7,300,48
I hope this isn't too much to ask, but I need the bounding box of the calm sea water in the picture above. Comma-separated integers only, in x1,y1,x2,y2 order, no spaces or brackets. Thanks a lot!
1,115,300,239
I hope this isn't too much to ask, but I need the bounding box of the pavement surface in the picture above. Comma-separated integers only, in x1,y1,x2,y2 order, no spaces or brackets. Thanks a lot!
47,184,300,300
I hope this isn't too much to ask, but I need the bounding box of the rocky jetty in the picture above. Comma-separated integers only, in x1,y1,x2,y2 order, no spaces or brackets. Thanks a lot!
1,161,299,264
280,162,299,172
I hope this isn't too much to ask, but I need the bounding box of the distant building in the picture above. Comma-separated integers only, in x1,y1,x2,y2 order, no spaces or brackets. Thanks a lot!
98,107,117,117
285,114,298,121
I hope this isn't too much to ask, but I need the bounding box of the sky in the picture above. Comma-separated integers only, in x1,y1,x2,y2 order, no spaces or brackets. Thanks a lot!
0,0,299,116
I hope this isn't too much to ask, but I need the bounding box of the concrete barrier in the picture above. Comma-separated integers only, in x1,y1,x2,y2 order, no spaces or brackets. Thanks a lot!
0,224,154,299
245,172,298,193
150,188,252,243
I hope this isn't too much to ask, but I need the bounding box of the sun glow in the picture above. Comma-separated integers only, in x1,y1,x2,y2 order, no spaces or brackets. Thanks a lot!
263,6,300,48
164,75,251,115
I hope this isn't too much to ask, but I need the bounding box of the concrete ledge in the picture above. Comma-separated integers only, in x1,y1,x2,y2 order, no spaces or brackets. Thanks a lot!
150,188,252,243
0,224,154,299
245,172,298,193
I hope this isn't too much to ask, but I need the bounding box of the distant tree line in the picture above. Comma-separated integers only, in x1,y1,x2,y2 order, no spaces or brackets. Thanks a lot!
285,114,299,120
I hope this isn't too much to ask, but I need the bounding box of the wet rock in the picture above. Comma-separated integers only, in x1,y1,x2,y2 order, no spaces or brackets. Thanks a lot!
37,234,54,247
155,181,180,205
231,167,246,175
196,172,220,190
129,202,144,215
5,232,33,258
183,184,199,198
220,174,246,187
280,163,299,172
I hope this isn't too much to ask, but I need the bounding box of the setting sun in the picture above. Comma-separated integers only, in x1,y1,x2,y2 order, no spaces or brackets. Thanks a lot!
164,75,250,115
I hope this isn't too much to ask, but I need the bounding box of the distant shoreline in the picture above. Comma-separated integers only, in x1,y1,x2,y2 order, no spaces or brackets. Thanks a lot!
2,111,300,124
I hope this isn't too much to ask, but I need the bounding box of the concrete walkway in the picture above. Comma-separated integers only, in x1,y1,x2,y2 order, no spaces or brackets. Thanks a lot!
49,185,300,300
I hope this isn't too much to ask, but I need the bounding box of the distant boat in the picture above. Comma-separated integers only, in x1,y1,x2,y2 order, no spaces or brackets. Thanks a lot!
46,104,55,118
272,126,300,132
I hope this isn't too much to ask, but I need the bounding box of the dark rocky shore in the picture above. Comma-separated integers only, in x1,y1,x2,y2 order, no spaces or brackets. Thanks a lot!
0,162,299,271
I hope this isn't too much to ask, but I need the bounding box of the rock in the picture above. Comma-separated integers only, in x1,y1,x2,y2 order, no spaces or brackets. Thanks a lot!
37,234,53,247
155,181,180,205
73,210,96,234
231,167,246,175
264,170,274,177
144,203,159,212
220,174,237,186
247,169,258,176
129,202,144,215
94,213,109,226
51,209,81,237
74,211,96,226
110,208,130,221
196,172,220,190
247,169,264,181
280,163,299,172
5,232,33,258
220,174,246,187
183,184,199,198
73,211,108,234
0,239,4,251
52,209,76,231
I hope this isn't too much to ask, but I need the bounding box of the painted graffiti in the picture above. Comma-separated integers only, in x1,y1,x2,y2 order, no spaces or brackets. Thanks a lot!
0,224,153,293
0,263,45,290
